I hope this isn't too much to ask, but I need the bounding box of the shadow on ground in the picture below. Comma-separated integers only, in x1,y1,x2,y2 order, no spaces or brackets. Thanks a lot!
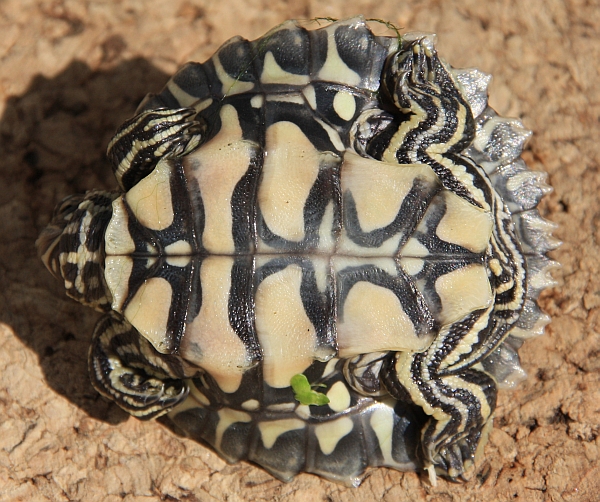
0,58,170,424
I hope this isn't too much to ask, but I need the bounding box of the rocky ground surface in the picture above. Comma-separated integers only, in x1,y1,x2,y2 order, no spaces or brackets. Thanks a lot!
0,0,598,501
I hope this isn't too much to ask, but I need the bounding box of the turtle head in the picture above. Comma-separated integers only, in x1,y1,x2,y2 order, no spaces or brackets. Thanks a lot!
380,34,441,113
37,190,118,311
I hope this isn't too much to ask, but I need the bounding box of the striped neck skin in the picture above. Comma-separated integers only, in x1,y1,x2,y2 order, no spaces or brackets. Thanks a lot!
37,190,118,311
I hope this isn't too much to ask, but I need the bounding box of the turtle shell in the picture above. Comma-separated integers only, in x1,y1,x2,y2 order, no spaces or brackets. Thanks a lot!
37,17,559,486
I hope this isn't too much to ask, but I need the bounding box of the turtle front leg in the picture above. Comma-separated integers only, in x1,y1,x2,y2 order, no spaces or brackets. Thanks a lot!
371,35,492,212
89,312,189,419
107,107,204,190
383,308,498,482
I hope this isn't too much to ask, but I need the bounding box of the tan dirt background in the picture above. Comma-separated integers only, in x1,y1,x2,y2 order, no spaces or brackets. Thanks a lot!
0,0,597,501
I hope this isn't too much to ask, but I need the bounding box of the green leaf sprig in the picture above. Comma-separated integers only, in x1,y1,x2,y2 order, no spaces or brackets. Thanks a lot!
290,374,330,406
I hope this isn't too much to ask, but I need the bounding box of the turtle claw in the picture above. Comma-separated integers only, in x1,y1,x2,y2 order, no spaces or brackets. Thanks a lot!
422,426,482,482
391,39,445,111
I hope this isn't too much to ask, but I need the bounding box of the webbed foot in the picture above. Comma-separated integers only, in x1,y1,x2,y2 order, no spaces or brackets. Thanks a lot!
89,312,189,419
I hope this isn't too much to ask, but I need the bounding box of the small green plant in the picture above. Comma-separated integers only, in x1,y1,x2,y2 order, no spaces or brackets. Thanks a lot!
290,374,330,406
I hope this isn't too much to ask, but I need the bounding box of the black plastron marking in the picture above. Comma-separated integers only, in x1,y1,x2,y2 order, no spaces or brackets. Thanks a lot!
118,160,198,353
336,263,437,338
228,256,262,362
264,99,341,153
343,176,440,250
254,256,335,351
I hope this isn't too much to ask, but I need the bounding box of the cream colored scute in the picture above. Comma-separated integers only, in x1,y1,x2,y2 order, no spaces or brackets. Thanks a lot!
164,240,192,255
125,160,174,231
317,26,361,86
124,277,173,354
436,191,493,253
370,405,395,465
341,152,438,233
215,408,251,453
435,264,493,325
180,256,253,394
254,263,317,388
213,40,255,96
400,257,425,276
326,381,351,412
337,280,431,357
302,85,317,109
166,80,198,107
258,121,321,243
314,416,354,455
332,91,356,121
261,51,310,85
105,196,135,255
104,255,133,311
400,238,430,258
184,104,257,254
258,418,305,449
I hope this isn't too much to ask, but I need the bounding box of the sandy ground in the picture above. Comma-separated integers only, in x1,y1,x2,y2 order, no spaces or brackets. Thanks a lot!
0,0,598,501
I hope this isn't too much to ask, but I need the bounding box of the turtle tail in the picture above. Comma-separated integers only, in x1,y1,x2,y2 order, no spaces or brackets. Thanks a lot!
36,190,118,311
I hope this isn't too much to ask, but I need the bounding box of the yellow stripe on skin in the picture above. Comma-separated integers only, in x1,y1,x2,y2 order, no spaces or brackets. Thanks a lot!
382,101,427,164
435,306,493,372
428,152,489,210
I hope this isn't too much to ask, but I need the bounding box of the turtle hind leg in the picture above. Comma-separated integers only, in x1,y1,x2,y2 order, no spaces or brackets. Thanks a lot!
383,309,499,481
89,312,189,419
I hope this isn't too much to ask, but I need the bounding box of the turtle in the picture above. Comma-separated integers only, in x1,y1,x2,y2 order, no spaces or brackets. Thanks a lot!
37,17,559,486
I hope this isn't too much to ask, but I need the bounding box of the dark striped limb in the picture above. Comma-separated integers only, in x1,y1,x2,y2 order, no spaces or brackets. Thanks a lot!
383,308,499,481
374,36,489,211
107,107,204,190
89,313,189,419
